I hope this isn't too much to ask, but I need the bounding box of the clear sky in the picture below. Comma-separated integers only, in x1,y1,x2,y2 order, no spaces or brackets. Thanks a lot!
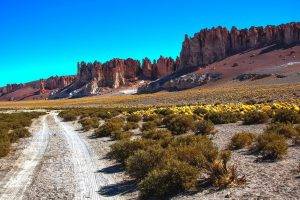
0,0,299,86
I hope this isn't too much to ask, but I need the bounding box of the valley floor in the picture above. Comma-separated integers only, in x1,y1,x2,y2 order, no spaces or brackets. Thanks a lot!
0,112,299,200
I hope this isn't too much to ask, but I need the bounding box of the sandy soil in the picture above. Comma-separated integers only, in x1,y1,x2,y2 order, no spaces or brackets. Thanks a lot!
173,122,300,200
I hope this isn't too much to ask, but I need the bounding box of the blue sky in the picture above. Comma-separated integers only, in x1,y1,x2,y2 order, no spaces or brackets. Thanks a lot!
0,0,299,86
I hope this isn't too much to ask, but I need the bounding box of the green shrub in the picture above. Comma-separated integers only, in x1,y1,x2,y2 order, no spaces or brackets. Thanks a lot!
126,146,165,179
127,114,142,123
265,123,298,138
195,120,215,135
166,115,195,135
109,139,152,164
243,111,269,125
254,132,288,160
79,118,99,131
154,108,174,116
272,109,300,124
229,132,256,150
143,114,160,122
10,128,31,143
141,121,157,132
139,159,198,199
205,112,238,124
123,122,139,131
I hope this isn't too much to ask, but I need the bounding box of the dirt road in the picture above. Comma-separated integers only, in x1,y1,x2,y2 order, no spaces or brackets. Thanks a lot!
0,111,129,200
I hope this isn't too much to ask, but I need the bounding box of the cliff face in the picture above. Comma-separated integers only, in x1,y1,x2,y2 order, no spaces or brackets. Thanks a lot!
179,22,300,68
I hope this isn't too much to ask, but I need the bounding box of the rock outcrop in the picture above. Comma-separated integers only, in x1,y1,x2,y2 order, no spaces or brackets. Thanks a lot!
0,76,76,98
179,22,300,69
52,56,179,98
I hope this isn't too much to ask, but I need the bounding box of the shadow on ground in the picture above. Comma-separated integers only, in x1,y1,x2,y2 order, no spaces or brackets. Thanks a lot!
96,164,124,174
98,180,137,196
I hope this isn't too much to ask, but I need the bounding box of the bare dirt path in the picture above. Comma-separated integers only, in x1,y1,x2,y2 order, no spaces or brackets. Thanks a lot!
0,115,50,200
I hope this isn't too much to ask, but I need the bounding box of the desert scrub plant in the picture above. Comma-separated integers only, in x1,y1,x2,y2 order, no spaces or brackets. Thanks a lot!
141,121,157,132
138,158,199,199
206,150,245,189
0,133,10,157
204,111,239,124
265,123,298,138
254,132,288,160
111,131,133,140
109,139,153,164
94,118,124,138
193,107,208,116
243,111,269,125
10,128,31,143
123,122,139,131
59,110,78,121
126,146,165,180
229,132,256,150
195,120,215,135
166,115,195,135
126,113,142,123
79,117,99,131
142,129,172,141
272,109,300,124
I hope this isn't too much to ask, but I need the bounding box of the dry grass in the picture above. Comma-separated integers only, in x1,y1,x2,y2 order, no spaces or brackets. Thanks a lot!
0,83,298,109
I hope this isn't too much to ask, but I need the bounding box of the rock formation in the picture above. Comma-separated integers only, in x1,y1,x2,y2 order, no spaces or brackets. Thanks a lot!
179,22,300,69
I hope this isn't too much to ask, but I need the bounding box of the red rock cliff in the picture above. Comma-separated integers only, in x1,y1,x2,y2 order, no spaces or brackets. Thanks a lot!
179,22,300,68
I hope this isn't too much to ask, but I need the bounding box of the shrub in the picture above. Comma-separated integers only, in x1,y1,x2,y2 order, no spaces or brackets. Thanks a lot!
127,114,142,123
94,119,124,138
10,128,31,143
112,131,133,140
193,107,208,116
126,146,165,179
59,110,78,121
243,111,269,125
229,132,256,150
166,115,195,135
0,134,10,157
79,118,99,131
195,120,215,135
142,129,172,141
254,132,288,160
141,121,157,132
265,123,298,138
154,108,174,116
139,159,198,199
109,139,151,164
123,122,139,131
205,112,238,124
272,109,300,124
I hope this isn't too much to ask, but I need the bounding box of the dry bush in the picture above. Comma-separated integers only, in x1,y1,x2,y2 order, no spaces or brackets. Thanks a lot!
205,112,239,124
123,122,139,131
109,139,153,164
0,133,10,157
127,114,142,123
243,111,269,125
272,109,300,124
141,121,157,132
79,117,99,131
112,131,133,140
126,146,165,179
142,129,172,141
195,120,215,135
166,115,195,135
254,132,288,160
139,158,199,199
94,118,124,138
265,123,298,138
229,132,256,150
59,110,78,121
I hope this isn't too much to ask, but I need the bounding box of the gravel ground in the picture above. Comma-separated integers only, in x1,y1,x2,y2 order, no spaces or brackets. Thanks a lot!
174,122,300,200
23,115,75,200
70,120,139,200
